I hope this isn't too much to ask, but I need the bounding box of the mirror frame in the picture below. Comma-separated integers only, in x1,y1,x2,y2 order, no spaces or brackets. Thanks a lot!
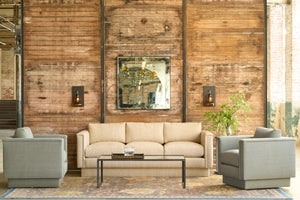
117,56,171,110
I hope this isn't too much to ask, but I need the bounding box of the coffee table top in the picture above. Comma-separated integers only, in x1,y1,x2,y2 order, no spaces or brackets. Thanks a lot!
98,155,185,161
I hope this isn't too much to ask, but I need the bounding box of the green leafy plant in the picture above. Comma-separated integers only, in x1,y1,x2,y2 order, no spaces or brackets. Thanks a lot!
204,93,252,136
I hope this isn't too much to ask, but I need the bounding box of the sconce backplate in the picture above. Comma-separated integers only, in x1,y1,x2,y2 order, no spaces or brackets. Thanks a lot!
203,86,216,107
72,86,84,107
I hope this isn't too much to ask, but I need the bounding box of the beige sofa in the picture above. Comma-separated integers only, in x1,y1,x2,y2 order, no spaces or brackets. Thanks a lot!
77,122,213,177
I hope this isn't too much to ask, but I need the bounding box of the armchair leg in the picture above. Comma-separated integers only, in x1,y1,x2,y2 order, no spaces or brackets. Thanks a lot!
8,178,64,188
223,176,291,189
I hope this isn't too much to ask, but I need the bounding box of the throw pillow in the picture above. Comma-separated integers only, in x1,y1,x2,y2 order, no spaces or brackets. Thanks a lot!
254,127,281,138
13,127,34,138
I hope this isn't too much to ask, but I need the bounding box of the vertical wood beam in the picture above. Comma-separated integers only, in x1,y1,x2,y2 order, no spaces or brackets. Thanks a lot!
266,3,271,128
265,0,268,127
182,0,187,122
0,49,2,99
100,0,105,123
17,0,23,127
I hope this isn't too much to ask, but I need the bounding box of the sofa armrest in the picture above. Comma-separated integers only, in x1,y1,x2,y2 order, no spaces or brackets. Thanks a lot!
77,130,90,168
3,138,65,179
35,134,67,152
215,135,251,174
201,130,214,168
239,137,296,180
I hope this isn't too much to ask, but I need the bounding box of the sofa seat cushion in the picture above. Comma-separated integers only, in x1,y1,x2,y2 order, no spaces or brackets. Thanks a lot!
164,123,202,143
126,141,163,155
221,149,239,167
164,142,204,157
126,123,164,144
88,123,125,144
85,142,125,158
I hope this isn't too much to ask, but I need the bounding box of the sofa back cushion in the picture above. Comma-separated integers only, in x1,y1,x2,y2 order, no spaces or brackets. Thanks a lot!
164,122,202,143
126,123,164,144
89,123,126,144
254,127,281,138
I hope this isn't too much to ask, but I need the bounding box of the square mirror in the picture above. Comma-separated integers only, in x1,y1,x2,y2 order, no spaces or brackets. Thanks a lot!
117,56,171,110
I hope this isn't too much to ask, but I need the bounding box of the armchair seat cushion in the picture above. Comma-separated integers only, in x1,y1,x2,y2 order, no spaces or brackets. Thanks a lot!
221,149,239,167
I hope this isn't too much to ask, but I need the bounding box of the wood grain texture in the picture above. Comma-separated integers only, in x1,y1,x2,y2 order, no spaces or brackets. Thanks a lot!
23,0,101,169
0,50,16,99
186,1,265,135
23,0,265,169
104,0,183,123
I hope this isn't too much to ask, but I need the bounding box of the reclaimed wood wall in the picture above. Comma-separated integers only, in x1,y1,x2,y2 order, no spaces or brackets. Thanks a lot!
186,0,265,134
0,50,16,99
23,0,101,169
104,0,183,123
23,0,265,169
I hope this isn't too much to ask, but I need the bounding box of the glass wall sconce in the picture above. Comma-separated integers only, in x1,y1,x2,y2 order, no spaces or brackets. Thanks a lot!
72,86,84,107
203,86,215,107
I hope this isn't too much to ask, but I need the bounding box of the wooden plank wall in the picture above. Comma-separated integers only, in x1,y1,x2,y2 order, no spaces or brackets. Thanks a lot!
186,0,265,135
0,50,16,99
104,0,183,123
23,0,265,169
23,0,101,169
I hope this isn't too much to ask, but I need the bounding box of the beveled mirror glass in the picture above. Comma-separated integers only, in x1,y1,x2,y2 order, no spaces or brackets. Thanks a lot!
117,56,170,109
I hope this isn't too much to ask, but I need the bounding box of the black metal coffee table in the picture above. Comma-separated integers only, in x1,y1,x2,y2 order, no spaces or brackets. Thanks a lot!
97,155,186,188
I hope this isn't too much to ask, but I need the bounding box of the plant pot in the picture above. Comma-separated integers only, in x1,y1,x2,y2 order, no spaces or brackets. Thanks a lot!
226,127,232,136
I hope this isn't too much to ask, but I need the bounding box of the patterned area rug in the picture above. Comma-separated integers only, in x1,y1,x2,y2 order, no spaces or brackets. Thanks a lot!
0,175,291,199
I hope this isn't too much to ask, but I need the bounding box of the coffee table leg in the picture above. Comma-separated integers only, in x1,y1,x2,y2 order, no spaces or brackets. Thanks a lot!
101,160,103,183
97,160,100,188
182,160,186,188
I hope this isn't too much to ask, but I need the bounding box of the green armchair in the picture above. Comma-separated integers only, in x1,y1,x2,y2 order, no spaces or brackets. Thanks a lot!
216,127,296,189
3,127,68,188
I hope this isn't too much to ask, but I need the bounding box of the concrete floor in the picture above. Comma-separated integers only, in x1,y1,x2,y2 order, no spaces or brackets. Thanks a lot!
281,147,300,199
0,129,299,199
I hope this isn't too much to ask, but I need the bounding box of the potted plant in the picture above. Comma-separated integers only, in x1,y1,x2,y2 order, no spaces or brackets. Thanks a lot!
204,93,252,136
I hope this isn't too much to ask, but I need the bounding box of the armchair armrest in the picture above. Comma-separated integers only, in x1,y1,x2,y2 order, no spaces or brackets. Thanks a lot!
216,136,252,174
3,138,66,179
34,134,67,152
77,130,90,168
201,130,214,168
239,137,296,180
216,136,252,152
